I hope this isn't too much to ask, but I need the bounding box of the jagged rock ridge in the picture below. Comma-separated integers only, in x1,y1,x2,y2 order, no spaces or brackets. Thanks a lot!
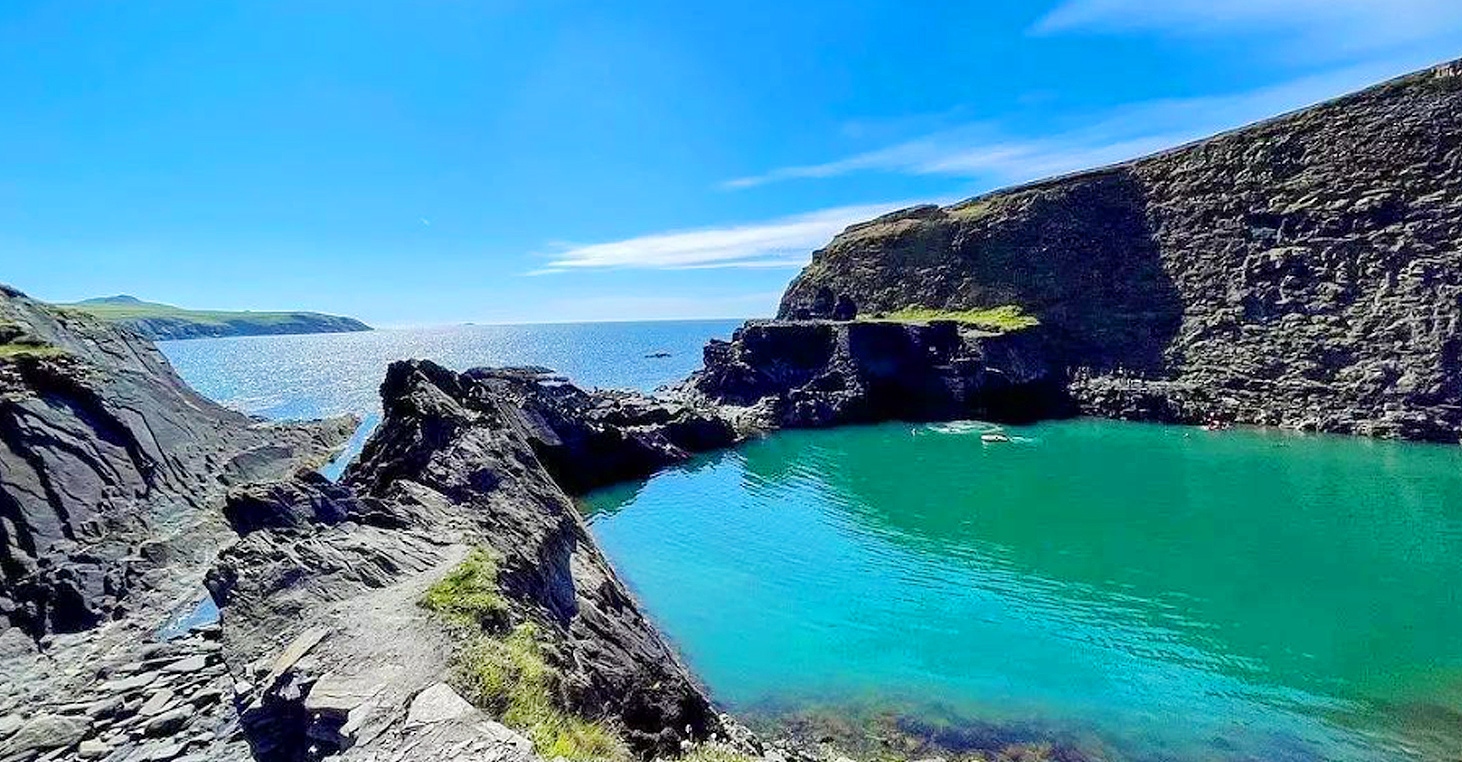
207,363,742,762
777,59,1462,441
687,320,1067,429
0,285,354,641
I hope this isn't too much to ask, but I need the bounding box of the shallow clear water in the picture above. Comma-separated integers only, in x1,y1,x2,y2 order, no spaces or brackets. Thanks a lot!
160,320,740,473
582,420,1462,762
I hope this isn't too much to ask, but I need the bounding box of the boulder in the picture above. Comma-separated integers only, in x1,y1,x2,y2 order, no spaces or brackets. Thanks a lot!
0,713,88,757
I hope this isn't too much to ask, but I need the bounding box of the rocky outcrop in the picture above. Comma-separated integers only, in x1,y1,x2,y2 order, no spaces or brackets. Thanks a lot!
0,284,354,762
0,285,354,641
776,59,1462,441
470,367,737,494
688,320,1067,428
207,363,739,762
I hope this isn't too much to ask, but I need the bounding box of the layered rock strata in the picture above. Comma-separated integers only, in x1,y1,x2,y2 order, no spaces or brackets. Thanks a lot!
774,59,1462,441
0,285,354,640
686,320,1067,429
0,285,353,762
206,364,740,762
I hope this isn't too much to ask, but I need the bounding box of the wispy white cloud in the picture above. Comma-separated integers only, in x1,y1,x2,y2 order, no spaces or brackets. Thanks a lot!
526,202,921,274
722,57,1446,190
1032,0,1462,54
540,291,786,322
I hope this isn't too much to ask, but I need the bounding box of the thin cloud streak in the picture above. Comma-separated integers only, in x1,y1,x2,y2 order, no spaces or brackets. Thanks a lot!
722,57,1450,191
1032,0,1462,54
527,202,920,274
542,291,787,322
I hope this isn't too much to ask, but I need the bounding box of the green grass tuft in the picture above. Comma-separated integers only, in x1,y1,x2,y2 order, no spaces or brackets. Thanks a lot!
866,305,1040,332
423,551,630,762
0,342,67,360
419,548,510,629
454,622,630,762
947,199,995,219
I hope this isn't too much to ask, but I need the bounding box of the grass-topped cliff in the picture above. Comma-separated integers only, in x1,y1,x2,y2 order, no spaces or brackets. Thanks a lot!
860,305,1040,333
59,295,370,341
777,57,1462,441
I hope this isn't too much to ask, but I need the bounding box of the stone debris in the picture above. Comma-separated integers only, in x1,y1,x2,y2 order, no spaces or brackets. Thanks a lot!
161,656,208,675
405,684,476,726
2,714,88,757
262,627,329,691
137,691,175,718
0,626,250,762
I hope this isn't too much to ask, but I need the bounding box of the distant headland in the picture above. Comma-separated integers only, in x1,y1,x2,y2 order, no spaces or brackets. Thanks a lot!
58,294,372,341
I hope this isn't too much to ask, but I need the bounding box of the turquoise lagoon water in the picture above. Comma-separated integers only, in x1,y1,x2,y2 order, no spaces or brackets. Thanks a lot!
160,323,1462,761
583,420,1462,762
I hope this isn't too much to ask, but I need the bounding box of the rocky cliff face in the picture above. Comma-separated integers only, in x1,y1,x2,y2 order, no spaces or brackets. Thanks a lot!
206,363,740,762
688,320,1067,429
0,285,353,642
0,285,354,762
777,59,1462,441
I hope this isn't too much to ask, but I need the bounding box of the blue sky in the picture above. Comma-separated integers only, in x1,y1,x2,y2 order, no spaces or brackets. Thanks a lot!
3,1,1460,325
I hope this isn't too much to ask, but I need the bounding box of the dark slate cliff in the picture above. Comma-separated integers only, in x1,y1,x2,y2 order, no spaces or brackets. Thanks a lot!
688,320,1067,429
207,363,740,762
777,59,1462,441
0,285,354,640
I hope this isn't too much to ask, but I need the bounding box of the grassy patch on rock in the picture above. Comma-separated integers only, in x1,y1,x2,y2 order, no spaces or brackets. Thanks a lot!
865,305,1040,332
420,549,630,762
0,342,67,361
419,548,510,629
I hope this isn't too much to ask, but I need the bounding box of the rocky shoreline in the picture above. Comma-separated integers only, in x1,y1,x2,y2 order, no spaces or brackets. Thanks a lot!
0,286,354,762
0,285,753,762
0,298,1067,762
6,56,1462,762
205,361,741,762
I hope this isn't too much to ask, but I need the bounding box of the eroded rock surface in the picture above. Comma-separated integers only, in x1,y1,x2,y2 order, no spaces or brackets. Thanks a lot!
208,363,735,762
0,285,354,762
775,60,1462,441
0,285,355,640
687,320,1067,429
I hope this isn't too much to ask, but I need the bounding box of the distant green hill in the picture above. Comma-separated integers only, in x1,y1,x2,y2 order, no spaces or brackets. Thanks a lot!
61,295,372,341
